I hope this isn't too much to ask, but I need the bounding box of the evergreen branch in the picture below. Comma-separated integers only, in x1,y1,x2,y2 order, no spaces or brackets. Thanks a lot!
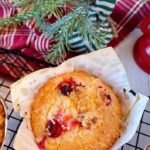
0,0,94,28
40,0,71,17
14,0,34,7
0,11,36,27
37,7,85,36
0,0,71,28
45,7,107,63
46,31,68,64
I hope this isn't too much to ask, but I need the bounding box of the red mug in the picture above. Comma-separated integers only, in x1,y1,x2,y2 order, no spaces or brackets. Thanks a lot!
133,16,150,74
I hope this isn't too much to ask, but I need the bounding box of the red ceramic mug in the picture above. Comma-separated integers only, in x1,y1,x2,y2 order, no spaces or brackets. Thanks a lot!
133,16,150,74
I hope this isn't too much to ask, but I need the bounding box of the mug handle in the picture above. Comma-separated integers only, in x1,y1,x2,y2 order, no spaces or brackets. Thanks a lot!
140,16,150,34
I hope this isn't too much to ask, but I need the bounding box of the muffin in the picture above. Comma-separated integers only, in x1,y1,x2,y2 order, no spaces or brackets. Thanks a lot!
0,100,5,147
31,71,122,150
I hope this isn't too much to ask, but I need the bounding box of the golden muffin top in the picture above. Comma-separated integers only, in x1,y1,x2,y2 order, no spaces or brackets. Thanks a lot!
31,71,122,150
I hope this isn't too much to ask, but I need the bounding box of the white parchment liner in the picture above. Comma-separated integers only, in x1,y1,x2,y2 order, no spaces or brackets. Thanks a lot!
11,47,149,150
0,97,7,150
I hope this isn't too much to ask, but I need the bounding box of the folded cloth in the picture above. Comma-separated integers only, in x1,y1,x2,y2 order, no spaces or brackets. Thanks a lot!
0,0,115,63
110,0,150,46
0,0,150,80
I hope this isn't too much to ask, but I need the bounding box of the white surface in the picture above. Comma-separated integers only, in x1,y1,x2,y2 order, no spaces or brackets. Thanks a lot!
115,29,150,96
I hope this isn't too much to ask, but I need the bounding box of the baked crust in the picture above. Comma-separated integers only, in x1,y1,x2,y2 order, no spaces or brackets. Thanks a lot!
0,100,5,147
31,71,122,150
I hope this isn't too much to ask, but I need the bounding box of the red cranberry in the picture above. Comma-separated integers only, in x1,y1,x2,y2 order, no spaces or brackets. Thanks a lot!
98,86,102,88
69,120,82,127
46,120,63,138
45,113,84,140
60,84,73,96
58,78,77,88
38,136,46,149
58,78,77,96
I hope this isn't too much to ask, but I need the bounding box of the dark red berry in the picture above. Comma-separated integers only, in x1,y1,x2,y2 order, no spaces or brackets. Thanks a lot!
98,86,102,88
58,78,85,96
46,120,63,138
60,84,73,96
58,78,77,96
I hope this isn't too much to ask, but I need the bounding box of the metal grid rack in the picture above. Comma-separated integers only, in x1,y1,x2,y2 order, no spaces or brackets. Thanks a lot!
0,50,150,150
0,48,55,80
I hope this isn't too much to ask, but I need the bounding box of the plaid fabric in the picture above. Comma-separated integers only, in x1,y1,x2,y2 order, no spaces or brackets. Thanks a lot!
109,0,150,46
0,0,150,80
0,0,115,58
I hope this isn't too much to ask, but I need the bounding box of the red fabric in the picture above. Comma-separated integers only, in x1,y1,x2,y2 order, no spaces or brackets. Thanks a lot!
0,49,49,80
109,0,150,47
0,0,150,80
0,0,71,62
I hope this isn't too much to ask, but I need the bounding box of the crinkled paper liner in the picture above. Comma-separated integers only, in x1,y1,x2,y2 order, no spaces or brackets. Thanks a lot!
0,97,7,150
11,47,149,150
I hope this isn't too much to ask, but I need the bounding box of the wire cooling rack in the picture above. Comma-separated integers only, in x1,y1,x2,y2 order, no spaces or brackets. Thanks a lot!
0,48,55,80
0,50,150,150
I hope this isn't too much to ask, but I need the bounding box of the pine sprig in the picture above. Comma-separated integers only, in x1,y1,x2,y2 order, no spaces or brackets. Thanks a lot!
46,7,107,64
14,0,34,7
0,0,110,64
37,6,85,36
46,34,67,64
0,0,71,28
0,11,36,27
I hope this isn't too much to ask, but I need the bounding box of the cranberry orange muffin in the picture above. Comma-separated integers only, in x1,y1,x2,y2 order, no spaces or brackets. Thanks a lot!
31,71,122,150
0,100,5,147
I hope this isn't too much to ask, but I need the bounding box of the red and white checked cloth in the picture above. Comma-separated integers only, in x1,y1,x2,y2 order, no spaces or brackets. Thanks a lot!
0,0,150,80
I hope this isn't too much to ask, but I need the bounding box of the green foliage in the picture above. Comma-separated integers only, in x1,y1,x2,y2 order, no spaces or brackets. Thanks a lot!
0,11,35,27
14,0,34,7
0,0,108,63
45,7,106,64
